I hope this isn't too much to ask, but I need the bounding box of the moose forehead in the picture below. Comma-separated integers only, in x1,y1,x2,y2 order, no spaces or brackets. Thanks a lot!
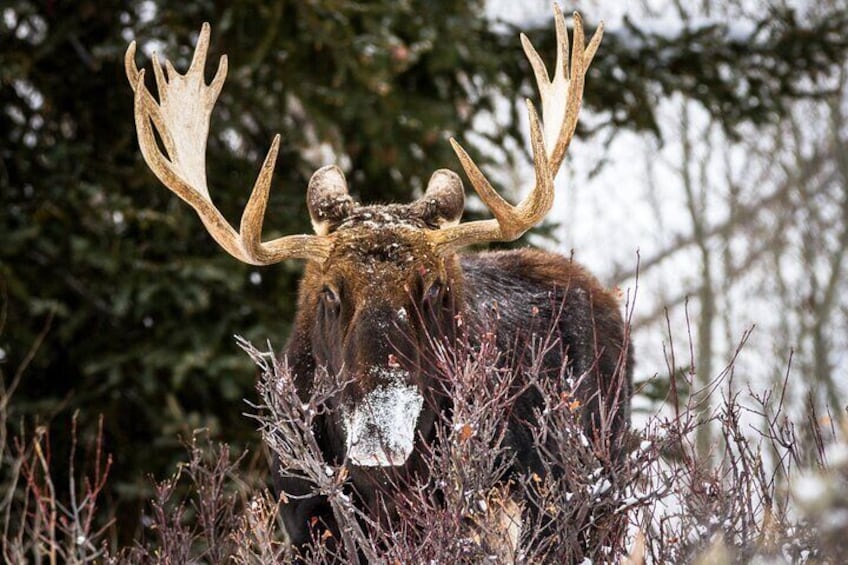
322,204,444,289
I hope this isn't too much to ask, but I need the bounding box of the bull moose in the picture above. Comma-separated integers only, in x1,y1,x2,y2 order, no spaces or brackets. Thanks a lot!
126,4,632,554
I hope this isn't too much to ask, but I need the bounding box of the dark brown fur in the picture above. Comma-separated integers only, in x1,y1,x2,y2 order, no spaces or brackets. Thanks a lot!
273,202,633,547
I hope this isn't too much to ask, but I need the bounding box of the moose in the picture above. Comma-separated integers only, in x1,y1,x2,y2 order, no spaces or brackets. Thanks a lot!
126,5,632,554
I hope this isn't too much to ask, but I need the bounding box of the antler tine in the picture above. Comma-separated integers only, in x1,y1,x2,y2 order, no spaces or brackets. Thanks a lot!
444,100,552,244
239,134,281,260
429,7,601,252
126,24,329,265
522,6,604,174
238,135,331,263
125,40,142,87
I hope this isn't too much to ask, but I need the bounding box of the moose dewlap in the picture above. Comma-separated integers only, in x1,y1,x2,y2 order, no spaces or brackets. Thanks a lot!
126,3,632,552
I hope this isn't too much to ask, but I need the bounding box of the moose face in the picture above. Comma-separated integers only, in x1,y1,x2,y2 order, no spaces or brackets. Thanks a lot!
306,168,464,467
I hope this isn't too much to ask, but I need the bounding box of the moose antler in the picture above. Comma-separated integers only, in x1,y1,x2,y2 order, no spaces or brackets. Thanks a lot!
429,6,603,251
126,23,329,265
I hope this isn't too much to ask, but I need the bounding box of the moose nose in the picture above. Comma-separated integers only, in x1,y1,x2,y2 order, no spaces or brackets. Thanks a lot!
338,303,424,467
345,304,415,382
341,367,424,467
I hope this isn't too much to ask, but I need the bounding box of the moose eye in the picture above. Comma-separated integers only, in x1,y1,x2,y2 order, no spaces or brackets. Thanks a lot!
321,286,340,314
423,281,442,305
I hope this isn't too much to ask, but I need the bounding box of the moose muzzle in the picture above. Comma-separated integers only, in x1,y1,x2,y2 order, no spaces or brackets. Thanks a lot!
341,367,424,467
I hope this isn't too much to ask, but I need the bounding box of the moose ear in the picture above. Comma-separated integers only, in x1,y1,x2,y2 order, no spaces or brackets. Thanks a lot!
411,169,465,228
307,165,355,235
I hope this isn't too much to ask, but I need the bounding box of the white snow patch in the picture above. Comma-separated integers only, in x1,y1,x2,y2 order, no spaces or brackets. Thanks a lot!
791,474,829,508
823,509,848,532
591,478,611,498
825,442,848,468
343,368,423,467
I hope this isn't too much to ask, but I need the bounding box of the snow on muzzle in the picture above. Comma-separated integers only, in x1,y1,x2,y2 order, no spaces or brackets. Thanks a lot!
342,368,424,467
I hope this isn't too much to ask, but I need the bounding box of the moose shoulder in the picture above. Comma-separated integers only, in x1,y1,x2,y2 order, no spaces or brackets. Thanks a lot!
126,5,632,552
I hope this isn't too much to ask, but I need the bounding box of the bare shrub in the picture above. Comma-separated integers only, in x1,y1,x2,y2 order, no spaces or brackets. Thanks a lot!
117,432,288,564
1,414,113,564
633,324,848,564
1,300,115,564
244,308,848,564
244,303,636,563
